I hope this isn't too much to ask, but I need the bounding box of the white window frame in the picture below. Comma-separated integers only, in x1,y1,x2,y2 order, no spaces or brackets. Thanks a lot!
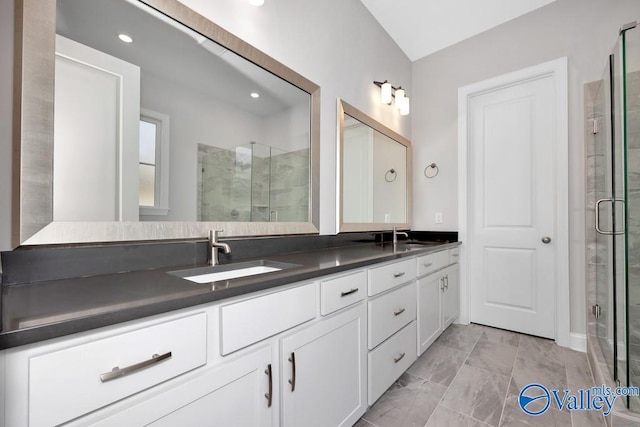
139,108,170,216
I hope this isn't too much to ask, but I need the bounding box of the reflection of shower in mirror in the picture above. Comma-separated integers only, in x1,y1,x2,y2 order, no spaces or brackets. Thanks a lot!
198,142,309,223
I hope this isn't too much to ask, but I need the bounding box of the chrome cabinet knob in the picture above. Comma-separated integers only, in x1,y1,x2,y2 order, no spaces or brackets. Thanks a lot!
541,236,551,244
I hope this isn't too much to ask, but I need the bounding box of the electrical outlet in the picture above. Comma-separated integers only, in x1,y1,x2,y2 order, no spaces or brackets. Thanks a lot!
435,212,443,224
384,213,391,223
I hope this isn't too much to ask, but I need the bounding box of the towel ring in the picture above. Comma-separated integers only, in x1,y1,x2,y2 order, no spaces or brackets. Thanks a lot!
424,163,439,178
385,169,397,182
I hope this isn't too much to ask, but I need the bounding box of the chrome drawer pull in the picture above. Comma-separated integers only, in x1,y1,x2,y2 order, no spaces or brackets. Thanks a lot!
288,352,296,392
423,262,433,268
393,272,405,278
394,308,406,316
100,351,172,383
264,364,273,407
340,288,359,297
393,352,406,363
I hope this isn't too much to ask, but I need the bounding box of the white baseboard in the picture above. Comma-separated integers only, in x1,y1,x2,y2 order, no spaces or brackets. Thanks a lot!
568,332,587,352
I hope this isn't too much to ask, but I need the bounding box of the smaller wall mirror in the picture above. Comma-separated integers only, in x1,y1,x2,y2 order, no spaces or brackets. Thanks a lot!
337,100,412,232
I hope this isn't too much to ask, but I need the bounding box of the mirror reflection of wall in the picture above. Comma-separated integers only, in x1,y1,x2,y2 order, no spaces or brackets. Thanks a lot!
342,114,407,225
54,0,311,224
372,131,406,224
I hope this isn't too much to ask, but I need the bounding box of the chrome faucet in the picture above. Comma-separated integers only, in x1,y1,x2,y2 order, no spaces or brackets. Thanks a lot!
208,229,231,266
392,226,409,246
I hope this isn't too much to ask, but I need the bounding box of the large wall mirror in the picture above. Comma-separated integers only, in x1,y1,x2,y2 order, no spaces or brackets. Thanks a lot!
13,0,320,246
337,100,412,232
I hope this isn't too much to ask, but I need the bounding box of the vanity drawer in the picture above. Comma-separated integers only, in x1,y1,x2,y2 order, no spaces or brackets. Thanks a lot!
433,249,450,270
29,313,207,427
417,253,437,277
220,283,316,355
368,321,417,405
368,282,416,349
320,270,366,316
368,258,416,296
449,247,460,264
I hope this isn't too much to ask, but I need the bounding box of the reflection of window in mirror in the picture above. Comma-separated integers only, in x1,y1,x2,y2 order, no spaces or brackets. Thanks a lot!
139,109,170,217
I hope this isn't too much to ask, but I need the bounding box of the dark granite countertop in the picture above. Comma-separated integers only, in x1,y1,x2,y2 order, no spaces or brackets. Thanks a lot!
0,241,459,350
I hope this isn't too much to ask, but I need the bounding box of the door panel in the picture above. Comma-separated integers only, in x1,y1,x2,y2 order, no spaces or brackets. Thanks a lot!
484,247,535,309
468,72,557,339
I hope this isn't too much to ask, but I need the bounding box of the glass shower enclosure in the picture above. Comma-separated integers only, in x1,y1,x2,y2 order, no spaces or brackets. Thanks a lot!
591,22,640,411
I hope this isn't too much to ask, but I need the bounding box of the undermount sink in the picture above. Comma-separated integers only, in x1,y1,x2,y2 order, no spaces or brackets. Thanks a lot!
169,260,301,284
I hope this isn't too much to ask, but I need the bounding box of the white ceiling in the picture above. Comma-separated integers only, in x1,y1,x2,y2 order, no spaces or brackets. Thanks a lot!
360,0,557,61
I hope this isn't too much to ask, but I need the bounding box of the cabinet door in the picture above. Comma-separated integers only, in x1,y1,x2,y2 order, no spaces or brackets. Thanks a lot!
281,304,366,427
417,273,442,355
442,265,460,329
91,345,273,427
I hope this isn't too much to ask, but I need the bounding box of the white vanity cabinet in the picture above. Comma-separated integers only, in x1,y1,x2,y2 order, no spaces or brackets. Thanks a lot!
1,246,461,426
442,264,460,329
417,272,443,354
89,344,274,427
3,311,209,427
280,303,366,427
2,273,368,427
417,247,460,355
366,259,418,405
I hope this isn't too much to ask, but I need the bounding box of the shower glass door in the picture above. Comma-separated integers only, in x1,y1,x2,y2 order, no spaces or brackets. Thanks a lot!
594,34,627,391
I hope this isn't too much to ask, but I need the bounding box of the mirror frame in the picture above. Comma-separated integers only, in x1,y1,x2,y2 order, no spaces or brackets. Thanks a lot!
12,0,320,247
337,99,412,233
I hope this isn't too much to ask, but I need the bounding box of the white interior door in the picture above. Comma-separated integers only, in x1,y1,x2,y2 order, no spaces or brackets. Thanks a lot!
54,35,140,221
464,63,566,339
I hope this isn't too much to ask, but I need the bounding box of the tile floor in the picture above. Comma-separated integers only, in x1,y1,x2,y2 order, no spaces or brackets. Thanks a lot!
355,323,606,427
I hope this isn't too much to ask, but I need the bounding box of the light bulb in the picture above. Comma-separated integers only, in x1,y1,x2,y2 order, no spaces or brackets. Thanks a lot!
249,0,264,6
381,82,392,105
118,34,133,43
399,96,410,116
395,87,405,109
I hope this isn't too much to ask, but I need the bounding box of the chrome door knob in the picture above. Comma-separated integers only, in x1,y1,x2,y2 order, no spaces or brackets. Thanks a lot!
541,236,551,244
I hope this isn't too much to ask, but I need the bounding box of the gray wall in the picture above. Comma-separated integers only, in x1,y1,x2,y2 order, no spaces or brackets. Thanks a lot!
411,0,640,335
0,1,14,253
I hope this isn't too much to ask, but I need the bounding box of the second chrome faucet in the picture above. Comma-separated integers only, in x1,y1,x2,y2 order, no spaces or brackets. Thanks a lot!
208,229,231,266
392,226,409,246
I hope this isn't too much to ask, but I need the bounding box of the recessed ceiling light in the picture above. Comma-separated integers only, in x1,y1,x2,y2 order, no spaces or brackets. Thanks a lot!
248,0,264,6
250,92,260,98
118,34,133,43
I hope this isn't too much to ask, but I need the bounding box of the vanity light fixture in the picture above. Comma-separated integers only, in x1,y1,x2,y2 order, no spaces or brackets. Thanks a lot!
248,0,265,6
118,34,133,43
373,80,410,116
250,92,260,98
380,81,392,105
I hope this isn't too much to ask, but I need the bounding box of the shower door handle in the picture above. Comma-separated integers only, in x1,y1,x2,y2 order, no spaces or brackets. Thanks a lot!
595,198,626,235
